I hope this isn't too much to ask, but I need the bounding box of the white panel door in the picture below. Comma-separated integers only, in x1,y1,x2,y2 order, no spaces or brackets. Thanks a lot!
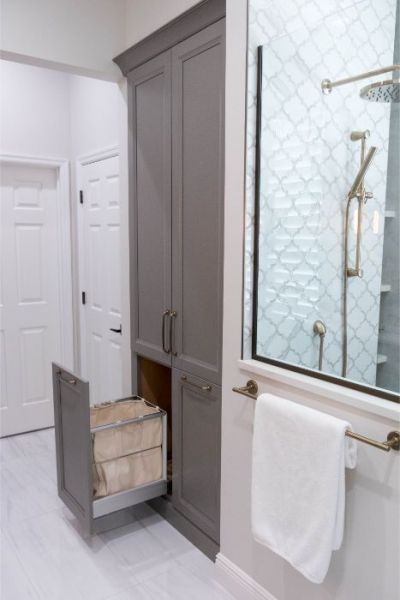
0,163,63,436
80,155,124,404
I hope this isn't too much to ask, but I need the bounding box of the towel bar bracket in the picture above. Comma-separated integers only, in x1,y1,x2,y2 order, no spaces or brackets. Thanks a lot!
232,380,258,400
232,381,400,452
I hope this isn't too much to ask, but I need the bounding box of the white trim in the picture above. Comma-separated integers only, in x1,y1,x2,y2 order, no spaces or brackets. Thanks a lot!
75,146,119,378
0,153,69,168
216,554,278,600
238,359,400,422
77,145,119,166
0,152,74,371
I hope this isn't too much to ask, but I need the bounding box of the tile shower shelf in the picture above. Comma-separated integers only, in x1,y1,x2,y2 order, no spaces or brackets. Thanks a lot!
381,284,391,292
377,354,388,365
385,210,396,218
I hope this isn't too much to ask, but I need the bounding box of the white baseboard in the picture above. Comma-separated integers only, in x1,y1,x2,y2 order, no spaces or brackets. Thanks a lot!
216,553,278,600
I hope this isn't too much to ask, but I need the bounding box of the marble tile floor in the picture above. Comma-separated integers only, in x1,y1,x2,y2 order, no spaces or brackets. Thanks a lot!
0,428,236,600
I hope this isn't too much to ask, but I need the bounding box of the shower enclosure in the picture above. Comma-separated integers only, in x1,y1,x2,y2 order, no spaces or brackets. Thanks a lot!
249,0,399,400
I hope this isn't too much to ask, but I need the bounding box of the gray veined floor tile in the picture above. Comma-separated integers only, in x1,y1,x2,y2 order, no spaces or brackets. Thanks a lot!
0,430,237,600
0,428,55,464
141,564,237,600
0,529,42,600
100,519,178,584
1,452,63,529
6,508,138,600
134,504,195,558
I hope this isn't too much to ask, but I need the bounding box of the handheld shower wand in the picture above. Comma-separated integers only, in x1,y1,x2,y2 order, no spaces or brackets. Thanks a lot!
348,146,377,200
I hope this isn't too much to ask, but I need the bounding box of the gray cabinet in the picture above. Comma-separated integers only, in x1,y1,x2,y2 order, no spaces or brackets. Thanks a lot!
123,11,225,553
128,22,224,383
129,51,172,367
171,21,225,385
172,368,221,543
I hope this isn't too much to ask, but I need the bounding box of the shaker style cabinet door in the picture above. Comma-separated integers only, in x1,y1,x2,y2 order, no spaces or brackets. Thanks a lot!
129,51,173,367
171,20,225,385
172,368,221,543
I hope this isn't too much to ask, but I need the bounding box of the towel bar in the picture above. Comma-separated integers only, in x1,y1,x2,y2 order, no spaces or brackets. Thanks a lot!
232,380,400,452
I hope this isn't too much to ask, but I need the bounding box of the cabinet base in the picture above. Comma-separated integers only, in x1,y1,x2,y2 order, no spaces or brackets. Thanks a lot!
148,496,219,560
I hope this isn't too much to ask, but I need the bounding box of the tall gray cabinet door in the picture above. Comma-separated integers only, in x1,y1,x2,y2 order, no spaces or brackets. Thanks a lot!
172,368,221,543
129,51,172,367
171,20,225,385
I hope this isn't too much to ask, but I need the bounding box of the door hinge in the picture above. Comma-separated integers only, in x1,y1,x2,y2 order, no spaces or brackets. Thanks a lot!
79,190,84,204
81,291,86,305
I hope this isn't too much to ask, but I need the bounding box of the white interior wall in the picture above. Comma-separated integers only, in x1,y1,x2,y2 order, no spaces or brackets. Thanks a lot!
125,0,200,47
0,0,126,80
0,60,70,157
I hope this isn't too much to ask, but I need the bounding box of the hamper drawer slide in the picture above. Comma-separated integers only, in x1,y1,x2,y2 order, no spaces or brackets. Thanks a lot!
52,363,167,534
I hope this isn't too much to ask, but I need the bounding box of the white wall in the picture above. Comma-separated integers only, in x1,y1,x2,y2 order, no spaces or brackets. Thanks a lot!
125,0,199,47
69,75,121,158
220,2,400,600
0,60,70,157
0,0,126,80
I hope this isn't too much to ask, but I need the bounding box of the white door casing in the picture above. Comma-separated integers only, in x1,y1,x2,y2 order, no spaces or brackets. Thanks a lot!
78,150,127,404
0,158,73,437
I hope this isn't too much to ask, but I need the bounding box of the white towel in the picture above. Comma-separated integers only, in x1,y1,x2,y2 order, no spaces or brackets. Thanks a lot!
251,393,357,584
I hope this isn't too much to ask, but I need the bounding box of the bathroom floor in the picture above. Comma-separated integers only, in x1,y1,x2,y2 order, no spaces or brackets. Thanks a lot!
0,429,235,600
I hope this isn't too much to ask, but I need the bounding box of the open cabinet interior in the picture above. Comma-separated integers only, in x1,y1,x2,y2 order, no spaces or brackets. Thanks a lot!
137,357,172,492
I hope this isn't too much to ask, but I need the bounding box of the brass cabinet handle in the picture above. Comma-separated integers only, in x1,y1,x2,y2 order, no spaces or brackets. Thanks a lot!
170,310,177,356
181,375,211,392
57,372,77,385
162,310,171,354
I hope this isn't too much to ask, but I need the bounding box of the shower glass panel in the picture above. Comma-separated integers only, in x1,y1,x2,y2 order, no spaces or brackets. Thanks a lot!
251,0,399,401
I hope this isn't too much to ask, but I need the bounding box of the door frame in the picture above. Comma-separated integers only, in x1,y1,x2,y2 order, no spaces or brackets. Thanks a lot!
0,153,74,371
75,146,119,379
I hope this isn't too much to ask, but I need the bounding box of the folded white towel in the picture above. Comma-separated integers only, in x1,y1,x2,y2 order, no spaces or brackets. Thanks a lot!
251,393,357,584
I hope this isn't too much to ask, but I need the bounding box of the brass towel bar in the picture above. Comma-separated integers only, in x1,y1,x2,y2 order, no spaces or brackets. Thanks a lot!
232,380,400,453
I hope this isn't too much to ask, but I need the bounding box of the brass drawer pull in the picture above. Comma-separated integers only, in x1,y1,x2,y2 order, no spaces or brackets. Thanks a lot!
169,310,177,356
181,375,211,392
162,310,171,354
58,373,77,386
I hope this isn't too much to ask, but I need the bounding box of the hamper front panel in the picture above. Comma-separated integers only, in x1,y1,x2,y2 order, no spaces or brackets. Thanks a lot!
52,364,93,528
53,364,167,533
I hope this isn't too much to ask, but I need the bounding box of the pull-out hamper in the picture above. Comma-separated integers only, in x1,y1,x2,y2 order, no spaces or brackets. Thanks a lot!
52,363,167,534
91,399,163,498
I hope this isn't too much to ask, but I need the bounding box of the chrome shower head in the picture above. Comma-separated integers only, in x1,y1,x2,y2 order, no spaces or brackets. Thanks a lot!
360,79,400,103
348,146,377,199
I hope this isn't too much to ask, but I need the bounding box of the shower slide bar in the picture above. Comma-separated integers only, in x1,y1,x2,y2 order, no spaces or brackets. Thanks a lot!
232,380,400,452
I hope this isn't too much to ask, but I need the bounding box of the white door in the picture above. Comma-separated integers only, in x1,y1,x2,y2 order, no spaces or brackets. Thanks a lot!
0,163,69,436
79,155,124,404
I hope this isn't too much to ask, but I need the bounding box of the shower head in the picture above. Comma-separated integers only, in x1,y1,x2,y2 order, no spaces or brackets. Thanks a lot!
360,79,400,103
348,146,377,199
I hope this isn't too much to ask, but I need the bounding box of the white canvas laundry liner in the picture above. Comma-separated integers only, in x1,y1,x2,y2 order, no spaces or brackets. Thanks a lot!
90,398,164,499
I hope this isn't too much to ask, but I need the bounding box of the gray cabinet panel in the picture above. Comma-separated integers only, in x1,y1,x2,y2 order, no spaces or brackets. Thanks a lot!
172,368,221,543
171,21,225,384
52,363,93,532
129,51,172,366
